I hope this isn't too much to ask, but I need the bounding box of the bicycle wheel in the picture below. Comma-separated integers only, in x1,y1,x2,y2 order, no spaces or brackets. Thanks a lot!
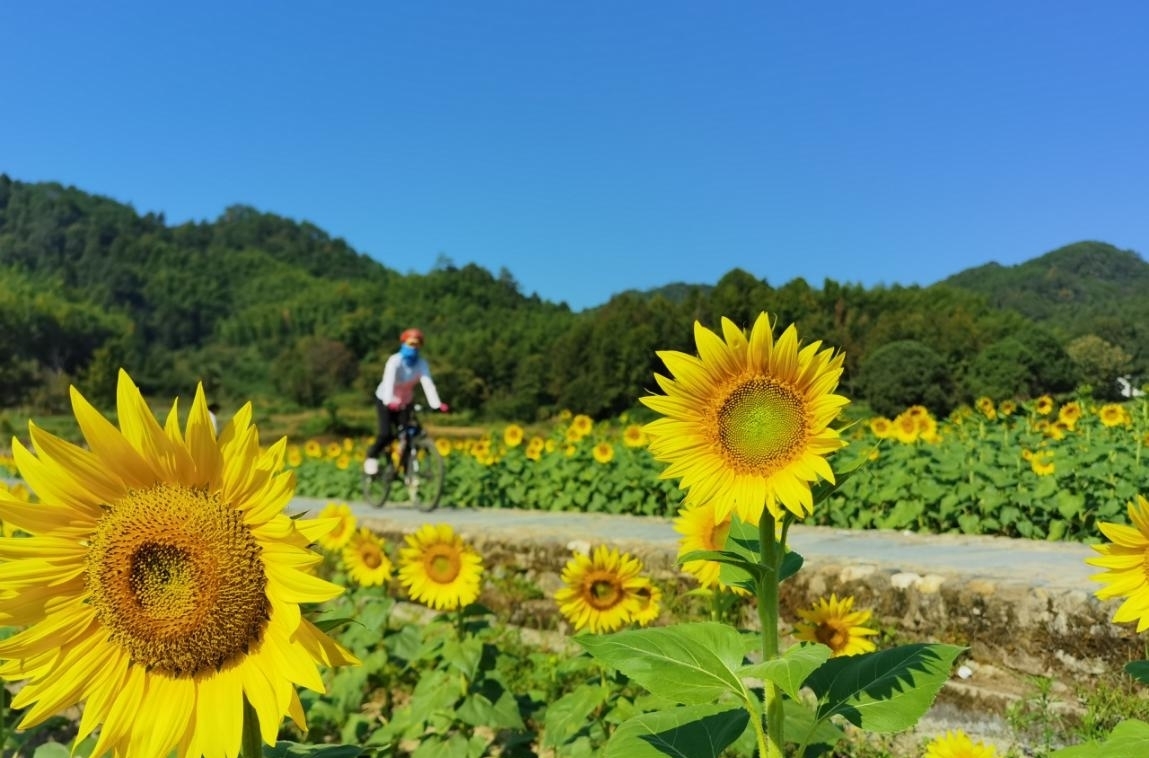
404,436,445,512
363,462,398,508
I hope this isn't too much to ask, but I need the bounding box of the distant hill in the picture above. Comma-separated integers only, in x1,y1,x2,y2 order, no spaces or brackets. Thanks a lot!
940,241,1149,348
2,174,1147,418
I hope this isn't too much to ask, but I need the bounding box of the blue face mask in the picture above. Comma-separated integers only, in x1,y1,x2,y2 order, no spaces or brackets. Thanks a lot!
400,344,419,365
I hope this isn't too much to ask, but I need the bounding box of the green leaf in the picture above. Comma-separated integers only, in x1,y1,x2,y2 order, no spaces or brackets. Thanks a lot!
577,623,750,705
605,704,750,758
31,744,71,758
782,699,845,757
1126,660,1149,686
738,643,832,701
456,686,525,730
1049,719,1149,757
679,549,769,588
803,644,964,732
543,683,608,747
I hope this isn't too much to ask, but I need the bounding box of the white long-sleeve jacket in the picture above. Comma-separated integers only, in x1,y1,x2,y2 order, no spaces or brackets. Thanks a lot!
374,353,442,409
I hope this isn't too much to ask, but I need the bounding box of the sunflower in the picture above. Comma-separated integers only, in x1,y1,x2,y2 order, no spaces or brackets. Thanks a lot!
503,424,525,448
631,579,662,627
287,444,303,467
398,524,483,611
1034,395,1054,416
592,441,615,464
1029,450,1055,476
1087,495,1149,632
923,729,999,757
868,417,893,439
570,414,594,439
998,399,1016,417
555,546,647,634
793,593,878,657
622,424,647,448
435,437,453,457
1057,400,1082,430
641,314,847,523
1098,403,1130,428
526,436,545,461
0,370,357,758
304,439,323,458
316,501,357,552
891,411,920,444
975,397,996,420
342,527,394,587
674,500,748,590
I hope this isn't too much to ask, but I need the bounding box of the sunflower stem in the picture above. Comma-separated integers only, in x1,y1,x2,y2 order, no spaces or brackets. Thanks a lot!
757,511,784,758
240,695,263,758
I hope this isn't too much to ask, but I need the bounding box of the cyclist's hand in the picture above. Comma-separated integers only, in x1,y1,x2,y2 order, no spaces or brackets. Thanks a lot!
438,403,450,413
387,401,401,411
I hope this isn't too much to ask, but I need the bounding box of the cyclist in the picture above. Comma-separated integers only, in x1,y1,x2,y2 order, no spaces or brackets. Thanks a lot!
363,328,449,476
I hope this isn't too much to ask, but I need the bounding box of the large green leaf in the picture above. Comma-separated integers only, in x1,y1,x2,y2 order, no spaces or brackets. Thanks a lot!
1126,660,1149,686
605,704,750,758
1049,719,1149,757
782,699,845,757
738,643,831,701
577,623,750,705
543,683,608,747
803,644,964,732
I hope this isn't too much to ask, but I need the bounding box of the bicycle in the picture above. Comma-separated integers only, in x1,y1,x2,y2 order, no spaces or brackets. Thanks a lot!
363,404,446,512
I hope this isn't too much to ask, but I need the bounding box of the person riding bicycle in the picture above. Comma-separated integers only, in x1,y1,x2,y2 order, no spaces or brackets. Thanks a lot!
363,328,449,476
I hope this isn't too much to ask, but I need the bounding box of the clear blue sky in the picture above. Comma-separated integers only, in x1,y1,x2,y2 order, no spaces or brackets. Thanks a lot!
3,2,1147,311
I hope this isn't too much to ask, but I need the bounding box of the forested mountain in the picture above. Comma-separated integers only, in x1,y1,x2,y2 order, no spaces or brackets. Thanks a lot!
1,175,1146,421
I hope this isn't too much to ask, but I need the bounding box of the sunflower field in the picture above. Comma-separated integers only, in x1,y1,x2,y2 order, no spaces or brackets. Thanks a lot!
283,397,1149,544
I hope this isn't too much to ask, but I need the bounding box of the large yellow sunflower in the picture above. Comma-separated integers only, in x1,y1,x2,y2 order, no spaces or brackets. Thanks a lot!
923,729,999,757
316,501,357,552
641,313,848,523
554,546,647,634
0,370,357,758
397,523,483,611
1087,495,1149,632
793,593,878,657
342,527,394,587
592,441,615,464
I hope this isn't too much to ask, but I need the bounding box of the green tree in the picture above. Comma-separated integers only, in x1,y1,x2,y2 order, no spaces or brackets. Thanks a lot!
856,340,954,417
1065,334,1133,400
273,336,358,407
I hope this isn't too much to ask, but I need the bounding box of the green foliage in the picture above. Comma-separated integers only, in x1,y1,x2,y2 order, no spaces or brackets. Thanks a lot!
964,337,1039,400
273,335,358,407
855,340,954,418
1066,335,1134,401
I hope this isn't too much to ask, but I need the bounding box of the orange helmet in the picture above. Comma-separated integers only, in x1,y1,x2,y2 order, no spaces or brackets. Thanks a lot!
400,328,424,347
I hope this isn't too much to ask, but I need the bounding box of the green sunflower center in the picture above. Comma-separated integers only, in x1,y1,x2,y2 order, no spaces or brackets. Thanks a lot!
586,573,623,610
718,378,807,471
87,484,269,676
425,545,462,583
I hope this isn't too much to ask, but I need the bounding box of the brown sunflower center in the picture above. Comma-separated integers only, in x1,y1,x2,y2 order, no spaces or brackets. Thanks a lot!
586,572,623,610
814,620,850,653
363,547,383,569
86,484,269,676
425,545,462,583
718,378,807,471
